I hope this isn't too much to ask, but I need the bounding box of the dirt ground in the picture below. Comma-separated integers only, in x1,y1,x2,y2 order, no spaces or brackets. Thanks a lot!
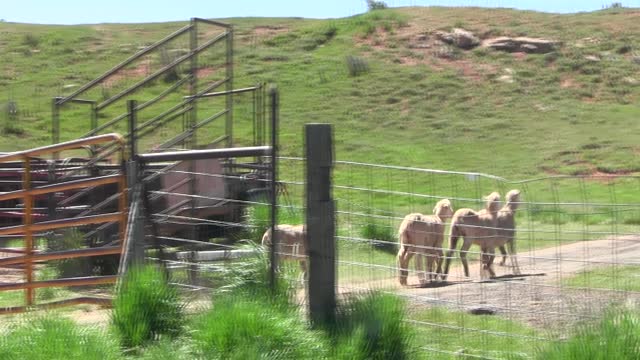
339,235,640,330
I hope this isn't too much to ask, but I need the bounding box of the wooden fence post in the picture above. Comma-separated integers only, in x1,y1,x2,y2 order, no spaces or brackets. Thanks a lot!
305,123,336,326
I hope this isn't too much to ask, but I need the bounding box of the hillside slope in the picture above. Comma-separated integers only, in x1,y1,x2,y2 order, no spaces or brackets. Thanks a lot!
1,7,639,177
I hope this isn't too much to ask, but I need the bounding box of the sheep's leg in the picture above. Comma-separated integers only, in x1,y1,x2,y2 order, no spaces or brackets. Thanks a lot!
416,251,425,286
508,239,521,275
299,260,308,286
485,248,497,279
459,240,472,278
442,227,461,281
498,245,508,266
397,245,413,286
426,252,435,282
434,248,444,281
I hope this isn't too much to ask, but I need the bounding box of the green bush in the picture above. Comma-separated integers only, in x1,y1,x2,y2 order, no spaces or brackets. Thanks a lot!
217,248,295,310
191,297,326,359
0,316,121,360
332,292,413,360
112,265,185,348
360,218,397,254
538,309,640,359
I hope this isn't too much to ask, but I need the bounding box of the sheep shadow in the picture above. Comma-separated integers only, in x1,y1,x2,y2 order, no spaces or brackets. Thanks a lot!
476,272,547,283
410,279,474,289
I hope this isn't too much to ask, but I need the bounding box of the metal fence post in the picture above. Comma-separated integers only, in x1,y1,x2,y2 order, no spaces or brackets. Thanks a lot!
305,123,336,326
269,86,279,291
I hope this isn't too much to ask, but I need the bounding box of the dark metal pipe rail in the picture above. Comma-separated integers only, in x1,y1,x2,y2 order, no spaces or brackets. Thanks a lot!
56,24,194,106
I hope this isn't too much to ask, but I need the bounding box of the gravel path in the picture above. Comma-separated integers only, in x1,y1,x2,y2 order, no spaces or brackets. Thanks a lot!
339,235,640,329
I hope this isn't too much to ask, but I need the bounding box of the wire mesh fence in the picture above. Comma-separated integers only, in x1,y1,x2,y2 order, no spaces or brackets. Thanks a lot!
276,156,640,359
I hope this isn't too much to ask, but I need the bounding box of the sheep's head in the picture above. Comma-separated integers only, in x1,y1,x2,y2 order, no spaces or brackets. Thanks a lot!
433,199,454,221
505,189,521,210
484,192,502,214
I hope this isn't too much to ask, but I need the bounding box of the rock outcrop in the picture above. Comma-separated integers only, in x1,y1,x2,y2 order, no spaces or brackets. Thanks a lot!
482,37,557,54
435,28,480,50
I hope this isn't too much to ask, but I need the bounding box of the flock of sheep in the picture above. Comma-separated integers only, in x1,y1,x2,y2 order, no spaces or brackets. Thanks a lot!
261,189,523,286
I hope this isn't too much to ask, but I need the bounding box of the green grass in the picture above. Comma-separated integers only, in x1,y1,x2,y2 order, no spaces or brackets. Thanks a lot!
0,316,121,360
537,308,640,359
410,306,541,359
112,265,185,348
564,265,640,291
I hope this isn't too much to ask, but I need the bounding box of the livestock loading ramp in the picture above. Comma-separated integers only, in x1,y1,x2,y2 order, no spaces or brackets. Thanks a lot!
47,18,273,246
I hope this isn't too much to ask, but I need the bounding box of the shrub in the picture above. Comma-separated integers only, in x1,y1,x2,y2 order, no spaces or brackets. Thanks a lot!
0,316,120,360
217,248,295,310
331,292,413,359
346,55,370,77
367,0,388,11
360,218,397,254
22,33,39,47
49,228,92,278
112,265,185,348
191,297,326,359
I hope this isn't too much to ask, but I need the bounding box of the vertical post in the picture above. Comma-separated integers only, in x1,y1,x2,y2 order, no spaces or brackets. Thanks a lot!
225,26,234,148
188,19,199,284
269,87,279,291
52,97,61,162
127,100,137,159
23,156,34,306
90,101,98,135
305,123,335,326
51,97,60,145
126,160,145,265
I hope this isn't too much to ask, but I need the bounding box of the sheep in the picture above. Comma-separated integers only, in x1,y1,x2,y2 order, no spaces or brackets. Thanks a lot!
261,224,307,282
441,192,501,280
495,189,522,274
397,199,454,286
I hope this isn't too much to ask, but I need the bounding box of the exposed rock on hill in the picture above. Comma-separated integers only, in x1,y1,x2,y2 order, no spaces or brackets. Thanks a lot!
482,37,558,54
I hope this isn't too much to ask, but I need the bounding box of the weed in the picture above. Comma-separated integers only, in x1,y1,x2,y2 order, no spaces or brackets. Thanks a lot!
112,265,185,348
331,291,413,360
346,55,370,76
22,33,39,48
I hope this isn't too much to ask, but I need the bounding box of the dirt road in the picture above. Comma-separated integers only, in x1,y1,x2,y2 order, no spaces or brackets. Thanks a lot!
339,236,640,328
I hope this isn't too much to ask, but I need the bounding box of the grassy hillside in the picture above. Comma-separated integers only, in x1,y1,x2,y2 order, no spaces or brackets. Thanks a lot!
1,6,640,179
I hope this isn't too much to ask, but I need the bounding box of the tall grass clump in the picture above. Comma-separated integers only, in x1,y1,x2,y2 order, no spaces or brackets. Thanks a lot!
538,308,640,359
112,265,185,348
360,216,397,254
191,296,327,359
0,316,121,360
218,247,295,310
191,251,324,359
331,291,413,359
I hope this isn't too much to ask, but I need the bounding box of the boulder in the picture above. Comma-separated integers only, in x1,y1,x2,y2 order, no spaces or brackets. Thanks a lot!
451,28,480,49
435,28,479,50
483,37,557,54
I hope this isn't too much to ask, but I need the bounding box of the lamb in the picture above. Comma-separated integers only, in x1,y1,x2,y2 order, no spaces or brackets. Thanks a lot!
397,199,454,286
495,189,522,274
261,224,307,281
442,192,501,280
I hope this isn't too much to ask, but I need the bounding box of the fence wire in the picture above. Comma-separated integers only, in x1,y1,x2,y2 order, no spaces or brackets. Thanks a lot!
277,156,640,360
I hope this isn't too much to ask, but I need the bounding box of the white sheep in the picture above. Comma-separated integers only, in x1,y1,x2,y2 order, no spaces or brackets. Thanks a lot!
261,224,307,282
442,192,501,280
397,199,454,286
